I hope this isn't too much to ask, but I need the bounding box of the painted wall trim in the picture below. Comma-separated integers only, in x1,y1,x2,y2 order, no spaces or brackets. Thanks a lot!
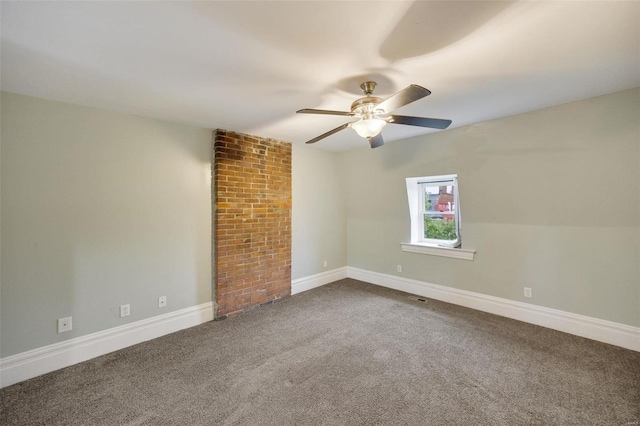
291,267,348,295
347,267,640,352
0,302,214,388
400,243,475,260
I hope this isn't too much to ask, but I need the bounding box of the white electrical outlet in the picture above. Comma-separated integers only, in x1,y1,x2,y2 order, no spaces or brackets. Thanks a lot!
57,316,72,333
120,304,130,317
524,287,532,298
158,296,167,308
323,260,328,268
397,265,402,273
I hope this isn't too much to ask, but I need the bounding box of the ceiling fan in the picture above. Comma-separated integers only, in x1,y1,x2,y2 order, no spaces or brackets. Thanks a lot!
297,81,452,148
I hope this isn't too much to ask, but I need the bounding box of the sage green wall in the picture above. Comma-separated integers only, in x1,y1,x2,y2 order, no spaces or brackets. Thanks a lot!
1,92,213,357
292,144,347,279
2,88,637,359
341,88,640,327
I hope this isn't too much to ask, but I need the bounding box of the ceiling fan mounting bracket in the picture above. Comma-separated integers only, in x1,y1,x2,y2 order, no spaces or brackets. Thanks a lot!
360,81,377,96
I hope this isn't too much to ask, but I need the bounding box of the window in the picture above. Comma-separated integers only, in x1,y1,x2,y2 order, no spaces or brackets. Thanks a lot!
419,177,460,247
403,174,474,259
405,174,461,248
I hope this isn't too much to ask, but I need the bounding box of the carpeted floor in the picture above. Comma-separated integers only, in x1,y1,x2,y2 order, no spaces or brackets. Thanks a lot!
1,279,639,425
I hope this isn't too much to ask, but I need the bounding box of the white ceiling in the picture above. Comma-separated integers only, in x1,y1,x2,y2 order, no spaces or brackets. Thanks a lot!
2,1,639,151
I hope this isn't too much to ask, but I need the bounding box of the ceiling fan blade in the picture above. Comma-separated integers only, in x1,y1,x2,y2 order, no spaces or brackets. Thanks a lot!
304,122,351,144
297,108,355,116
375,85,431,114
388,115,452,130
369,134,384,149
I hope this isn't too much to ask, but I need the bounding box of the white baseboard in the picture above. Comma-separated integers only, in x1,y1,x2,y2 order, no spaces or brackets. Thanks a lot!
3,269,637,388
0,302,214,388
291,266,348,295
347,267,640,352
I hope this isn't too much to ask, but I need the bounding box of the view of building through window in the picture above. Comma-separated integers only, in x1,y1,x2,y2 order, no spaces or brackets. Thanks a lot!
422,184,456,241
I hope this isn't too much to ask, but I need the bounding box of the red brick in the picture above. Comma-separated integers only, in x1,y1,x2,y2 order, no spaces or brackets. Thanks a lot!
214,129,291,316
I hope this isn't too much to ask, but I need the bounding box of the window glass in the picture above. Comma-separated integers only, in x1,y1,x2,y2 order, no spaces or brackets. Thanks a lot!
421,184,457,243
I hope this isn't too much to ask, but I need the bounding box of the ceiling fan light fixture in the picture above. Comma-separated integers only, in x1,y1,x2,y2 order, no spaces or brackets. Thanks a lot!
351,118,387,139
297,82,449,147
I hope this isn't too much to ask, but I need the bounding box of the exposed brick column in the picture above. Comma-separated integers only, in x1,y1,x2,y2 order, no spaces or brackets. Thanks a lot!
214,130,292,317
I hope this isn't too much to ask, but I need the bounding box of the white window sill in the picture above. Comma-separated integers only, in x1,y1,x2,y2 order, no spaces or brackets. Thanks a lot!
400,243,476,261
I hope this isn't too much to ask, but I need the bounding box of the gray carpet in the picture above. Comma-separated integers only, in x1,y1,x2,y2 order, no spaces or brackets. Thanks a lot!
1,279,639,425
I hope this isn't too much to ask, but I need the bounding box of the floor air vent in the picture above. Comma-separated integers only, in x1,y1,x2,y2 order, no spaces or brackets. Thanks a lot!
408,295,428,303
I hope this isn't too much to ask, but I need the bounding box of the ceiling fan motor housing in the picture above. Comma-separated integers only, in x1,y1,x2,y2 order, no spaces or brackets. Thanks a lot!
351,81,385,117
351,96,384,118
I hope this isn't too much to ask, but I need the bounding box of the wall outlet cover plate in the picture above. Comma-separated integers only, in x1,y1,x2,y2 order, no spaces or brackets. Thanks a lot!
57,317,72,333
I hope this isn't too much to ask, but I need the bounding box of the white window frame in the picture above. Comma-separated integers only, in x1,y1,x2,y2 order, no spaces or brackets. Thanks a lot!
403,174,475,260
418,176,460,248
